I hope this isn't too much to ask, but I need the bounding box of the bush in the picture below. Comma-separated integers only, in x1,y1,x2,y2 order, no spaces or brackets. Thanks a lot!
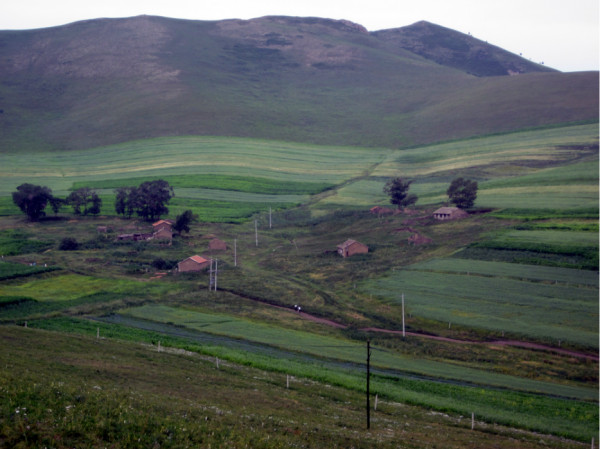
59,237,79,251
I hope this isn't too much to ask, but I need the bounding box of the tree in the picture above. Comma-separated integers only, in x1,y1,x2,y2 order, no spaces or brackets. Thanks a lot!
115,186,137,218
173,210,197,234
12,183,61,221
383,178,418,210
66,187,102,216
114,180,174,221
134,180,174,221
447,178,478,209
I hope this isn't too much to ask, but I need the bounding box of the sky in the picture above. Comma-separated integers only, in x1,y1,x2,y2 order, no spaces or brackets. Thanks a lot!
0,0,597,72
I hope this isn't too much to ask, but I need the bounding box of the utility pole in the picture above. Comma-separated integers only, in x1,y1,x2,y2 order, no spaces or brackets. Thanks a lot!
234,238,237,267
255,220,258,247
269,206,272,229
401,294,406,337
366,340,371,430
214,259,218,291
208,258,213,291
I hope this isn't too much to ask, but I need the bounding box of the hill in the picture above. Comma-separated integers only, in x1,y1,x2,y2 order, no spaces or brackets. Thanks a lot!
0,15,597,152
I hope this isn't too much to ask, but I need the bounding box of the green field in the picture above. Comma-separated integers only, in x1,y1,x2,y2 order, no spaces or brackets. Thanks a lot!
361,258,598,347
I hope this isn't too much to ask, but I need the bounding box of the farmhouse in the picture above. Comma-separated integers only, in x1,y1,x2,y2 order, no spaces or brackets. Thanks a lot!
153,219,174,231
337,239,368,258
153,227,173,241
177,255,210,273
370,206,394,216
433,207,468,221
208,238,227,251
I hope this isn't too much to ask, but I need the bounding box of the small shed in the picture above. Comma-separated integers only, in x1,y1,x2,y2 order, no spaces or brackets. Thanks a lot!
433,207,468,221
337,239,369,258
208,238,227,251
177,255,210,273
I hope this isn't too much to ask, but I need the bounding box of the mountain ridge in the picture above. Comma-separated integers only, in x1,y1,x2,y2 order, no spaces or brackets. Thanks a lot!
0,15,597,152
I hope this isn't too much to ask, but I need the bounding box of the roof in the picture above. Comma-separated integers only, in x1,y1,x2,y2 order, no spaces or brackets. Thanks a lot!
337,239,361,249
153,219,174,227
184,255,209,264
433,207,462,214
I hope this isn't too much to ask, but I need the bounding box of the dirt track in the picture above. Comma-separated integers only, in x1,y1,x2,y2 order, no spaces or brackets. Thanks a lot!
290,308,599,362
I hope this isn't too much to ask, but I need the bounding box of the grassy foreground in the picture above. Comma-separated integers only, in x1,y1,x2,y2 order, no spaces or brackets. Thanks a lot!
0,325,590,449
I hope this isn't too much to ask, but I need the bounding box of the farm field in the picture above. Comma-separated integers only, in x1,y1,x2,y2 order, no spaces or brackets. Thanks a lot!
361,258,598,347
0,123,598,446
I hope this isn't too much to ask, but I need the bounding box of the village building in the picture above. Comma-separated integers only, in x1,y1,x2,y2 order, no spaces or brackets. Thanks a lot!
153,227,173,241
370,206,394,216
407,233,433,245
432,207,469,221
177,255,211,273
208,238,227,251
337,239,369,258
152,219,174,232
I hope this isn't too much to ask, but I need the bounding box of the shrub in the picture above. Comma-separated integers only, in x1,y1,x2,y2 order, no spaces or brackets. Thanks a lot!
59,237,78,251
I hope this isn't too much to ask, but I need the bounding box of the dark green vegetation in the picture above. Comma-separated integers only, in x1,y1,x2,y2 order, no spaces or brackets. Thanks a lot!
0,16,597,153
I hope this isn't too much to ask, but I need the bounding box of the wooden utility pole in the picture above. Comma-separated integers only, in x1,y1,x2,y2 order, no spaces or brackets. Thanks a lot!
366,340,371,430
214,259,218,291
402,293,405,337
234,238,237,267
255,220,258,246
269,207,272,229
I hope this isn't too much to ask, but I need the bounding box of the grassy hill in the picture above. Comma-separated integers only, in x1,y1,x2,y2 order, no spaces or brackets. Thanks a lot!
0,15,597,153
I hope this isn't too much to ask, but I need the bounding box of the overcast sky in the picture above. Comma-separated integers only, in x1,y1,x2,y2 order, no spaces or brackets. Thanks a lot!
1,0,597,72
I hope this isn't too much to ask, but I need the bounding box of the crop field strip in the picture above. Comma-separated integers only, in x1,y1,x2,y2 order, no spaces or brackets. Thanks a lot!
361,258,598,347
114,304,596,401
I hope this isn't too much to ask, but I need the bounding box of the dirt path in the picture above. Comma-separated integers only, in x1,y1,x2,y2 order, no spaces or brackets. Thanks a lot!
290,309,598,361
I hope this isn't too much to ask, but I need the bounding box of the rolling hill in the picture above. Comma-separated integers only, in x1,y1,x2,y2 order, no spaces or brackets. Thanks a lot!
0,15,597,153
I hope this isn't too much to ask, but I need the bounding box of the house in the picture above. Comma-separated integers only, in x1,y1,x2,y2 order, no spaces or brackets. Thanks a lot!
337,239,369,258
177,255,211,273
433,207,469,221
153,227,173,241
152,219,174,232
208,238,227,251
117,232,153,241
407,233,432,245
370,206,394,216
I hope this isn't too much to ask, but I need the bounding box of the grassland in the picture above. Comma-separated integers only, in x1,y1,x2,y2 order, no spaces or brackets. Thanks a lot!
2,325,590,449
0,123,598,446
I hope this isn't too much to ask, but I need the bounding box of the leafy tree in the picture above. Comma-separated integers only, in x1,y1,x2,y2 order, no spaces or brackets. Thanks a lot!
114,180,174,221
115,187,137,218
66,187,102,215
447,177,478,209
134,180,174,221
383,178,418,210
173,210,197,234
12,183,61,221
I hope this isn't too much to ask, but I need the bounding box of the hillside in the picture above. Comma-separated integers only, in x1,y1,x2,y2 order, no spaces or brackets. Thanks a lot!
0,15,597,152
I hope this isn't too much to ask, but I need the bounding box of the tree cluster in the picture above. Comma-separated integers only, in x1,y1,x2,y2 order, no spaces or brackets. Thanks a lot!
383,176,478,211
12,183,62,221
66,187,102,216
383,178,418,210
115,180,174,221
446,178,478,209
